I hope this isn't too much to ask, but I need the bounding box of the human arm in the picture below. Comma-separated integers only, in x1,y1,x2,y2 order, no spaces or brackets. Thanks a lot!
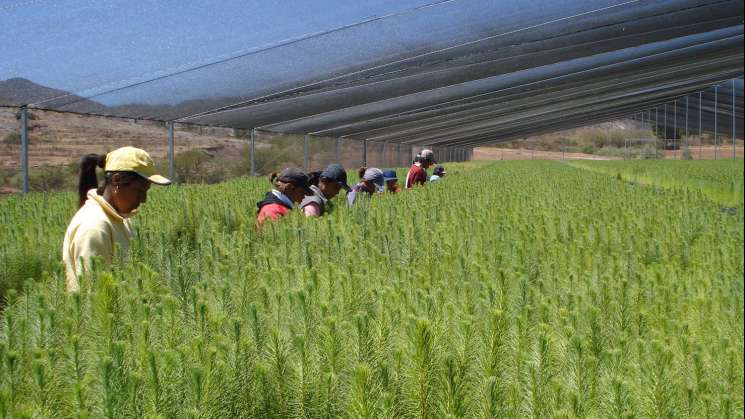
303,202,322,217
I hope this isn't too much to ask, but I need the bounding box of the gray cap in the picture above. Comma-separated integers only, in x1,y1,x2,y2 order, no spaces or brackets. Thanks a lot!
321,164,351,192
420,149,436,163
362,168,385,192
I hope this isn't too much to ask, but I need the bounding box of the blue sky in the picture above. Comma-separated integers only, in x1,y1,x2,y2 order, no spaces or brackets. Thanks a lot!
0,0,624,106
0,0,440,98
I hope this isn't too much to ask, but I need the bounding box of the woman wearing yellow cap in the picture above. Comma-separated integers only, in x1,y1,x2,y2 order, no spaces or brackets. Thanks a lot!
62,146,171,292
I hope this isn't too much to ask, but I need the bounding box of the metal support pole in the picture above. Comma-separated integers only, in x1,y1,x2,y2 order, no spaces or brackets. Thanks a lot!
335,137,341,164
624,138,628,160
699,91,703,159
664,103,667,141
382,142,388,168
673,100,678,159
655,107,658,138
685,96,689,155
714,85,718,160
20,105,29,194
250,128,256,176
733,78,737,160
303,134,309,171
363,140,368,167
562,136,566,161
168,122,175,182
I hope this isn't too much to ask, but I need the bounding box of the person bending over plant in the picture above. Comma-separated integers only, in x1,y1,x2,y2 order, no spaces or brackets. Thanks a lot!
383,169,401,193
405,148,435,188
63,146,171,292
301,164,351,217
347,167,384,206
430,165,447,182
256,167,313,227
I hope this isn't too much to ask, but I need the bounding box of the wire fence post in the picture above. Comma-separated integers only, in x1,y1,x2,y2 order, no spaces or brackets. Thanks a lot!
20,105,29,194
382,142,388,168
168,122,175,182
732,78,737,160
250,128,256,176
303,134,310,171
335,137,341,164
397,143,402,167
363,140,368,167
714,85,718,160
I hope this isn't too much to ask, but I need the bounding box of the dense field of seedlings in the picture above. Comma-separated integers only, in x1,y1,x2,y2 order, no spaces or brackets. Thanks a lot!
0,161,743,418
569,159,744,207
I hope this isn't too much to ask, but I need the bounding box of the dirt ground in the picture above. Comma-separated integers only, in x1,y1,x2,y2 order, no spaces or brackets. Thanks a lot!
0,107,247,169
662,144,743,159
474,145,743,161
473,147,621,161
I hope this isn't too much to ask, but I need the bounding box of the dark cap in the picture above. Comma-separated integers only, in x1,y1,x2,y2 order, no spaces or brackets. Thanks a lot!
321,164,351,192
383,169,398,181
277,167,313,194
433,165,446,176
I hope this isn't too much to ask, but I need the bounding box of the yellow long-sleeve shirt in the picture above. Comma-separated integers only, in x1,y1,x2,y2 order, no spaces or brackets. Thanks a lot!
62,189,133,291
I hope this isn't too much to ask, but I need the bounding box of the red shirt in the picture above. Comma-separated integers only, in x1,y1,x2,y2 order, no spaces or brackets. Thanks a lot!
405,163,427,188
256,203,290,227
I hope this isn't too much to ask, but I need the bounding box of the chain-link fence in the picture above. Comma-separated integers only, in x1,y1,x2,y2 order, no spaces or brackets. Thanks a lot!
0,107,475,195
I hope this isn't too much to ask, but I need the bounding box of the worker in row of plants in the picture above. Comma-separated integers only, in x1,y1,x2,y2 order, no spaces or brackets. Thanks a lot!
383,169,402,193
301,164,351,217
347,167,385,206
405,148,436,188
430,165,447,182
63,146,171,292
256,167,315,227
63,148,441,291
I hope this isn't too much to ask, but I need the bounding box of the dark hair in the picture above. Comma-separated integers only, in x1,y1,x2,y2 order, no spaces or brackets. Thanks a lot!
269,172,279,185
357,167,367,179
78,153,144,208
78,154,106,207
307,171,322,186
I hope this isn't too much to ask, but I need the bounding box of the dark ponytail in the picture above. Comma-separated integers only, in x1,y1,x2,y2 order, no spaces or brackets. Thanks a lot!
307,171,322,186
357,167,367,179
78,154,106,208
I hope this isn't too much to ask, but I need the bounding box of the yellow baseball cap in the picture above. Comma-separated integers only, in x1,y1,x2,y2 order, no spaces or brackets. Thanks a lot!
105,146,171,185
